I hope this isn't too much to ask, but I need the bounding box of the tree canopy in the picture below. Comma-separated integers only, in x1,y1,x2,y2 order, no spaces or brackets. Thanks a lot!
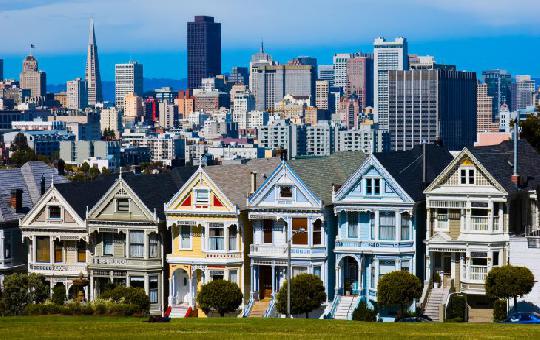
377,271,422,317
486,265,534,311
276,273,326,318
196,280,243,317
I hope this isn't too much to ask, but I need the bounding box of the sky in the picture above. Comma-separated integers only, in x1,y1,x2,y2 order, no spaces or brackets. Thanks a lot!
1,0,540,84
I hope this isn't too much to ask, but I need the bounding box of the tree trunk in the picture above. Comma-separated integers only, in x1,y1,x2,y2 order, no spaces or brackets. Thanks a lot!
306,312,309,319
220,311,225,317
514,296,518,313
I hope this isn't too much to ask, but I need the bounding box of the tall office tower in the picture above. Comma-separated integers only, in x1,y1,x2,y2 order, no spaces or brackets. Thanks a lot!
512,75,535,111
290,56,317,75
85,19,102,106
19,54,46,99
332,53,353,90
315,80,330,111
373,37,408,130
66,77,88,110
229,66,249,85
187,16,221,89
482,69,512,120
477,83,499,133
251,64,315,111
0,59,3,81
387,69,477,151
249,42,275,97
346,55,373,108
115,61,143,109
318,65,334,86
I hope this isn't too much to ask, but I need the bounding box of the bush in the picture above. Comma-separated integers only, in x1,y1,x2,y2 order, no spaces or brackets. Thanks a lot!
25,303,66,315
52,284,67,305
446,294,467,322
377,271,422,318
352,301,377,322
276,274,326,318
197,280,243,317
486,265,534,312
494,299,508,322
2,273,48,315
94,302,107,315
108,303,138,316
100,286,150,314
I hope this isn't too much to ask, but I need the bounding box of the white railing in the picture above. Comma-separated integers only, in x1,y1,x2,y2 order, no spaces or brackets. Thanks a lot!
470,216,489,231
250,244,325,257
468,265,488,282
493,218,500,231
30,263,87,273
204,252,242,259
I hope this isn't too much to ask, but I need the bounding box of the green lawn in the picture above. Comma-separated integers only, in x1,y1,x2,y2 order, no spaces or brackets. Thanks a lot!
0,316,537,339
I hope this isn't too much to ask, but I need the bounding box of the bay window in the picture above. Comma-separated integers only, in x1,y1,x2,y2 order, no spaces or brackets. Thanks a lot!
103,233,114,256
36,236,50,263
292,218,308,245
348,212,358,238
209,223,224,251
129,231,144,258
263,220,273,244
149,233,159,258
180,225,191,249
149,276,159,304
77,240,86,262
379,211,396,240
54,240,63,263
313,220,322,245
401,213,411,240
228,225,238,251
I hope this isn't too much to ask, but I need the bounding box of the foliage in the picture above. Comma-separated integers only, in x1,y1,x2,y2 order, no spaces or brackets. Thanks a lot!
80,162,90,173
57,159,66,175
486,265,534,311
493,299,508,322
51,284,67,305
101,167,111,175
100,286,150,314
520,114,540,152
24,301,136,316
377,271,422,317
276,274,326,318
102,128,117,141
352,301,377,322
196,280,243,317
88,166,100,179
1,273,48,315
445,294,467,322
432,271,441,284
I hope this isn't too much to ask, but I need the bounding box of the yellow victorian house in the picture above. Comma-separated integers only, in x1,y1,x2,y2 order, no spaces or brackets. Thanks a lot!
164,158,279,317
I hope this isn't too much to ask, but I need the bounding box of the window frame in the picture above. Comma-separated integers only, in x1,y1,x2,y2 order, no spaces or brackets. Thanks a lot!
194,188,210,205
460,167,475,185
278,185,293,199
179,225,192,250
48,205,62,220
129,230,145,258
116,198,130,213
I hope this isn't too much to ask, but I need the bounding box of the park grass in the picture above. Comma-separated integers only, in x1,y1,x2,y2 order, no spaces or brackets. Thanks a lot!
0,316,538,339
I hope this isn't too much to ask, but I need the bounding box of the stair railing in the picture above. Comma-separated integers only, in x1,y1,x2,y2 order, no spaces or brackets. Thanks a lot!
263,293,277,318
347,297,362,320
243,293,256,317
324,295,341,319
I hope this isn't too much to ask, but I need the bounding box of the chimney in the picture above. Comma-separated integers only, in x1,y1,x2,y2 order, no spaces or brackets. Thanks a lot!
511,114,520,186
10,189,23,212
250,171,257,194
40,175,46,195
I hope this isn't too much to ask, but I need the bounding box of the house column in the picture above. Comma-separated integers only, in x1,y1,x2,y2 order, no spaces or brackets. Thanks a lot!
395,210,400,241
169,272,174,306
425,252,431,284
498,203,504,232
271,264,276,293
488,201,494,233
250,264,255,296
374,210,380,240
426,209,432,240
144,274,149,295
89,271,94,301
204,224,209,252
125,232,130,258
224,223,229,252
451,253,457,282
49,237,54,264
144,231,149,260
307,217,313,247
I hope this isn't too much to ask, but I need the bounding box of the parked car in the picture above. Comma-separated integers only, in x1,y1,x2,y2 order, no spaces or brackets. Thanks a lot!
395,315,433,322
503,312,540,324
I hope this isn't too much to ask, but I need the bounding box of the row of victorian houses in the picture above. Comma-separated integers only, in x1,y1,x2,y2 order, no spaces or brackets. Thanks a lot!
1,139,539,320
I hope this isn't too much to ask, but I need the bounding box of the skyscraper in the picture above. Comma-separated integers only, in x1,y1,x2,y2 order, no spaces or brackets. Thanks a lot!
332,53,353,90
187,16,221,89
66,77,88,110
477,83,499,133
315,80,330,111
482,69,512,120
387,69,477,151
318,65,334,87
115,61,143,109
373,37,408,130
512,75,535,111
85,19,102,106
346,55,373,108
19,54,46,98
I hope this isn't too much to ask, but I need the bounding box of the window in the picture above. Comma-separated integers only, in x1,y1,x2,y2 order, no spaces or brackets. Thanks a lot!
48,206,61,219
379,260,395,279
77,240,86,262
149,233,159,258
401,213,411,240
228,225,238,251
103,233,114,256
401,260,410,273
493,251,500,266
263,220,273,244
279,186,293,198
370,265,376,289
210,271,224,281
229,270,238,284
313,220,322,245
313,266,322,278
54,241,63,263
4,231,11,259
149,276,159,304
370,213,375,240
180,225,191,249
366,178,381,195
292,266,307,277
194,188,209,205
292,218,308,245
130,276,144,289
116,198,129,212
379,211,396,240
348,212,358,238
366,179,372,195
36,236,50,263
209,223,224,251
129,231,144,258
460,168,475,185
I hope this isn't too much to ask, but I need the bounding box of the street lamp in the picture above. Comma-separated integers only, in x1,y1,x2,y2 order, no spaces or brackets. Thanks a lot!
286,227,306,318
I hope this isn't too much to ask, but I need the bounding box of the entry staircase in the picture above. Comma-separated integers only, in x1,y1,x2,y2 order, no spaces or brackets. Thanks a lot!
170,304,190,318
248,298,271,318
330,295,359,320
423,287,447,322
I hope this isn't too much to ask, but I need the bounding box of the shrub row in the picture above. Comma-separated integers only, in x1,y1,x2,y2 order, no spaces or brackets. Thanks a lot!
24,301,140,316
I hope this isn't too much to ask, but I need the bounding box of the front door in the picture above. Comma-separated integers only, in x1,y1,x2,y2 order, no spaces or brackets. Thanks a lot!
259,266,272,299
174,270,190,305
443,255,451,274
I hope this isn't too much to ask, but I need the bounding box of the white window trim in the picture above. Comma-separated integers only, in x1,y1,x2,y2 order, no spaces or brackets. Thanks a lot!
194,187,210,206
179,225,193,250
115,197,130,213
277,185,294,200
46,204,63,220
459,167,475,185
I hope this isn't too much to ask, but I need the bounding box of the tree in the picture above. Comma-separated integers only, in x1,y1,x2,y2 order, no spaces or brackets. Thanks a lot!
101,167,111,175
102,128,116,141
486,265,534,312
276,273,326,318
196,280,243,317
9,132,37,166
88,166,100,179
51,283,67,305
1,273,48,315
377,271,422,318
80,162,90,174
520,114,540,152
57,159,66,175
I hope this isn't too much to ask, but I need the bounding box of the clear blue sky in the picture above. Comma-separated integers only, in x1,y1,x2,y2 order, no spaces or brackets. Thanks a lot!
1,0,539,84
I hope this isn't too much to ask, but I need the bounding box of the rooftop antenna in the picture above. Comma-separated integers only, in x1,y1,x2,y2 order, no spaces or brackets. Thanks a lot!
260,39,264,53
119,166,123,179
29,43,35,56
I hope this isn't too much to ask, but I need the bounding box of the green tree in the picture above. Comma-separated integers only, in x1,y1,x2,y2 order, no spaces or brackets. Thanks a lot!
51,283,67,305
377,271,422,317
57,159,66,175
352,301,377,322
276,273,326,318
88,166,100,179
102,128,116,141
520,114,540,152
9,132,37,166
1,273,48,315
196,280,243,317
100,286,150,314
80,162,90,174
101,167,111,175
486,265,534,312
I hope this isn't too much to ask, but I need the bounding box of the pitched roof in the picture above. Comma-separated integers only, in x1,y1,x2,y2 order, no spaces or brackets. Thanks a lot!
287,151,367,205
204,158,281,210
374,144,453,202
470,140,540,194
0,162,68,224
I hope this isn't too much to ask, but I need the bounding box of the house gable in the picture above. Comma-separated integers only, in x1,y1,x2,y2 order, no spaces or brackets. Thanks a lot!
248,162,322,209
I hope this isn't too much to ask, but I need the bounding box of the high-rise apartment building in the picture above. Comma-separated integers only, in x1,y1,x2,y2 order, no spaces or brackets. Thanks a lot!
373,37,408,130
158,101,178,129
482,69,512,120
315,80,330,111
333,53,353,90
187,16,221,89
318,65,334,87
177,90,195,118
100,107,122,137
387,69,477,151
477,83,499,133
85,19,102,106
346,55,373,108
115,61,143,109
19,55,46,98
66,77,88,110
512,75,535,111
123,93,144,125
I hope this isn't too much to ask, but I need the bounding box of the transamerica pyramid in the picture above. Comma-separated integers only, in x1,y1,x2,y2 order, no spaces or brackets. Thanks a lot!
85,18,102,105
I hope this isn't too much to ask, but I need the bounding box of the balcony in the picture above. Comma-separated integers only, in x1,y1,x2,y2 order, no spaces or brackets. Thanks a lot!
249,244,325,258
335,239,414,249
462,264,488,282
470,216,489,231
204,251,242,259
30,263,87,275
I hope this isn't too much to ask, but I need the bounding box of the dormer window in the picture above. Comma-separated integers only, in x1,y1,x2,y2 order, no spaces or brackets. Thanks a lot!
460,168,475,185
194,188,210,205
366,178,381,195
116,198,129,212
48,206,61,219
279,186,293,199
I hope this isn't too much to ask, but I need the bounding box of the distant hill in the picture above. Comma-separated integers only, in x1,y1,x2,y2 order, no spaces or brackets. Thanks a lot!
47,78,187,103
